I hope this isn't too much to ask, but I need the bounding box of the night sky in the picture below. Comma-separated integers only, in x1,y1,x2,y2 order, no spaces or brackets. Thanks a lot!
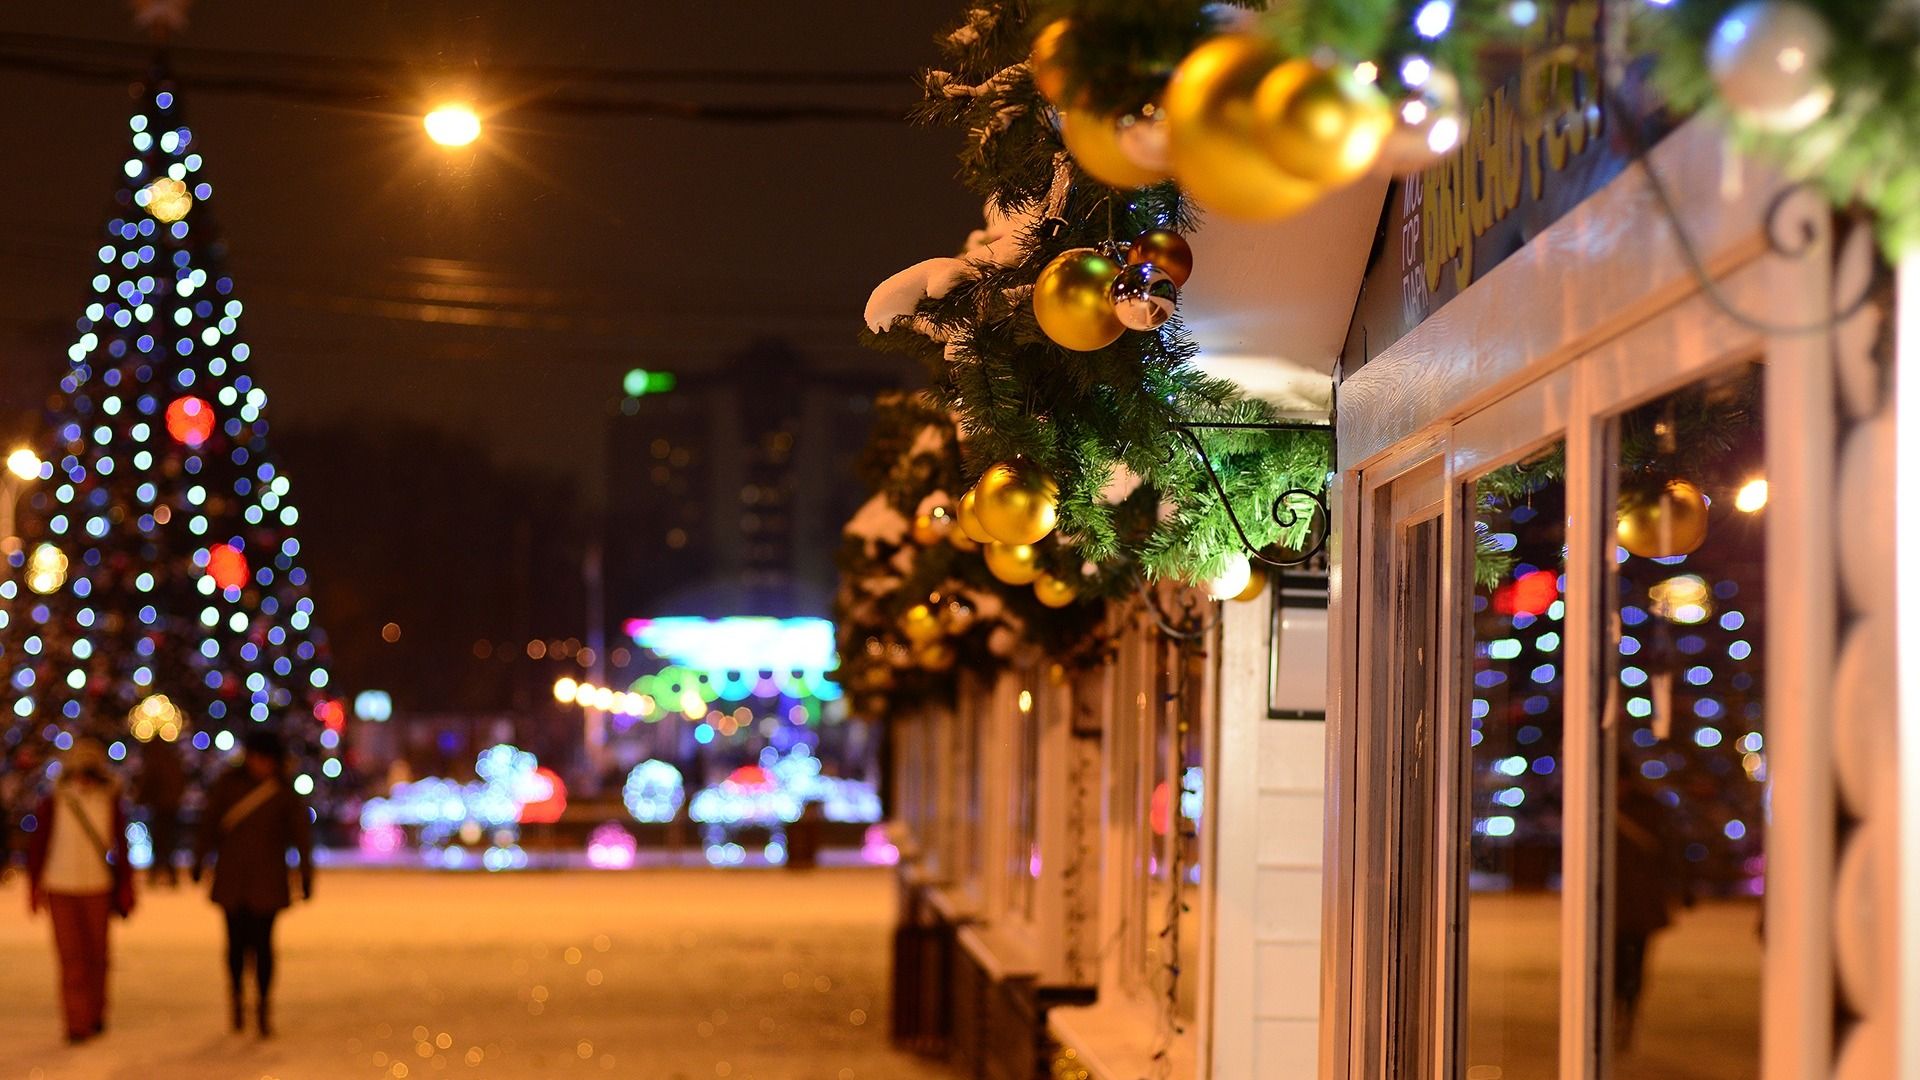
0,3,978,706
0,2,976,489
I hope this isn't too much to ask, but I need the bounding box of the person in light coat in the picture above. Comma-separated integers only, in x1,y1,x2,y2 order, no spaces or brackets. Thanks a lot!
26,738,136,1044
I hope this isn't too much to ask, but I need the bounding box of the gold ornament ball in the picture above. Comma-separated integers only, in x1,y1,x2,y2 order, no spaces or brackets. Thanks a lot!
1030,19,1078,108
1127,228,1194,287
949,526,981,552
1033,248,1126,351
1255,59,1392,187
914,640,957,672
1164,34,1322,220
956,488,997,544
899,603,944,645
974,458,1059,545
911,508,953,546
1234,567,1268,603
1616,479,1711,559
984,541,1044,586
1061,108,1170,190
1033,573,1078,608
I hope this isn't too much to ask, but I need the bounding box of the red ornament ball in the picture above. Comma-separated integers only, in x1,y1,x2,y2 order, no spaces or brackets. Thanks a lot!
1495,569,1560,617
166,396,215,447
205,543,249,590
315,698,348,733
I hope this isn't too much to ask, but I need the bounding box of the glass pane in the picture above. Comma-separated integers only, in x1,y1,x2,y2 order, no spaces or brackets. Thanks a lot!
1604,365,1764,1075
1462,442,1567,1075
1391,517,1444,1078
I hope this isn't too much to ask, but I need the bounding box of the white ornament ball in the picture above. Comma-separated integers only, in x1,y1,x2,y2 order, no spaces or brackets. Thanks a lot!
1707,0,1834,132
1107,262,1179,331
1204,552,1253,601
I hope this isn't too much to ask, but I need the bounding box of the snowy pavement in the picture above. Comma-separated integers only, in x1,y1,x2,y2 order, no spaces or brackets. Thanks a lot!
0,868,958,1080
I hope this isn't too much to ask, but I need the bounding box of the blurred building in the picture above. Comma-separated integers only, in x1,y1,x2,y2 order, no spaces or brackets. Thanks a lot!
604,340,899,621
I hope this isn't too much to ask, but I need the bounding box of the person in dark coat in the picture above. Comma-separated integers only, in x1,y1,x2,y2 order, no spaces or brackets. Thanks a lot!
135,738,187,887
26,738,136,1043
192,730,313,1037
1612,763,1688,1050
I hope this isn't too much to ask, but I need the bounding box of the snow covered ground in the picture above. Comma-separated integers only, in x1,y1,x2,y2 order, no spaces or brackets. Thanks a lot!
0,867,956,1080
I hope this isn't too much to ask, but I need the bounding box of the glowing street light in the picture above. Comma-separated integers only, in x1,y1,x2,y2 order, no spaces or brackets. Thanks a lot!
423,104,483,147
6,448,41,482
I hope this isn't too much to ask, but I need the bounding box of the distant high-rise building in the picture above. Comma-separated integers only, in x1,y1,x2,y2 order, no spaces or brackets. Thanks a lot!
604,341,899,622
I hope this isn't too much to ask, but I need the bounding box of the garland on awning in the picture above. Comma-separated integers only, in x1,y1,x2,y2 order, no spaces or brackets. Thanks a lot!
862,2,1331,590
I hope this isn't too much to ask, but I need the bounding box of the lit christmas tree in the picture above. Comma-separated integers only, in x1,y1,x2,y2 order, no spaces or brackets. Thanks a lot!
0,64,337,790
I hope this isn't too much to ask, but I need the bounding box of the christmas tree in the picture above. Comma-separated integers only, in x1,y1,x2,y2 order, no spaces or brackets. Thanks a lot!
0,64,336,791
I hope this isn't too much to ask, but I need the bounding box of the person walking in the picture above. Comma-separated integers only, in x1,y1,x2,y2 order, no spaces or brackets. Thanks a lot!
135,737,186,886
25,738,136,1044
192,730,313,1038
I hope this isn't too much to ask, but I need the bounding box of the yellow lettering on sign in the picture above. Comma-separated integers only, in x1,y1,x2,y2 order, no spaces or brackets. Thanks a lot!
1420,0,1603,293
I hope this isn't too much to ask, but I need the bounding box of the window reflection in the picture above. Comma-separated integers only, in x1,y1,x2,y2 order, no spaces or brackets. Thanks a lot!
1463,443,1567,1075
1605,366,1764,1075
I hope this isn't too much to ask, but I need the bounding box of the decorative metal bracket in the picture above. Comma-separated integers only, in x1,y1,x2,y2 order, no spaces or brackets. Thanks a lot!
1172,419,1333,569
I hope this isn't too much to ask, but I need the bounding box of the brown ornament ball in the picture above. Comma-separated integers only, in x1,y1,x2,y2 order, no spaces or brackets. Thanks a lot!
1126,228,1194,287
1616,479,1711,559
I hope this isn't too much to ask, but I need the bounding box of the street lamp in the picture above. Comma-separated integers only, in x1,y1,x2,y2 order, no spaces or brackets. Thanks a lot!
423,104,483,147
1,446,42,547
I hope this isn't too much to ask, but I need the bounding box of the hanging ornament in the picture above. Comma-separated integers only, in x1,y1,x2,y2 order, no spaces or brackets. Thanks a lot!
205,543,249,591
985,541,1044,585
956,488,997,545
1126,228,1194,287
974,458,1060,545
1061,108,1172,189
1255,59,1392,187
1029,19,1079,108
1033,573,1078,608
140,177,193,224
1204,552,1253,601
1234,567,1268,603
1164,34,1322,220
1377,66,1464,174
165,395,215,447
1616,479,1711,559
949,525,981,553
1107,262,1179,331
1706,0,1834,132
911,508,953,546
914,640,957,672
899,603,944,645
1033,248,1126,351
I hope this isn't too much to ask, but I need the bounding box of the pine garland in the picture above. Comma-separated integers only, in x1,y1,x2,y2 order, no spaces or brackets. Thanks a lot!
866,1,1331,585
1641,0,1920,255
833,392,1109,716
